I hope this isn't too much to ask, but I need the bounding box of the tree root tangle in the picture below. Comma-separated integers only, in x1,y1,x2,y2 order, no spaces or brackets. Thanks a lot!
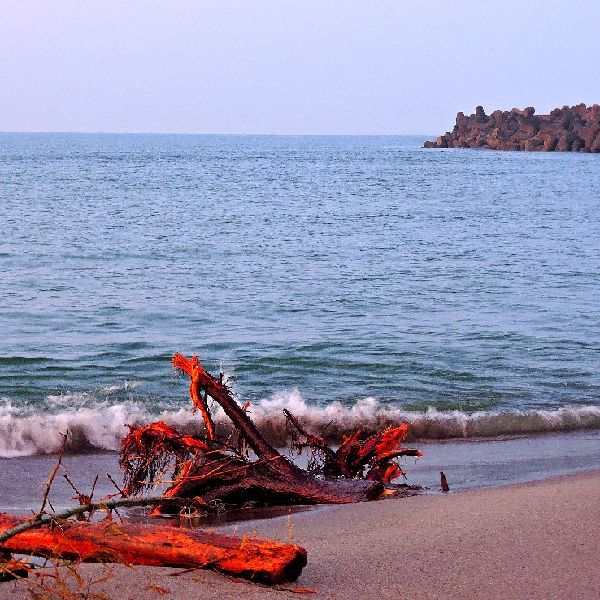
120,352,422,515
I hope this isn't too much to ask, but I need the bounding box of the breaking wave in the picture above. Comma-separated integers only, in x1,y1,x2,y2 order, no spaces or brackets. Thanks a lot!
0,390,599,457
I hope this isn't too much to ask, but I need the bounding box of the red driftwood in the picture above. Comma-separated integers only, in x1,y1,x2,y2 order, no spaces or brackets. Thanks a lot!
177,353,216,439
284,409,422,482
0,514,306,584
120,352,421,513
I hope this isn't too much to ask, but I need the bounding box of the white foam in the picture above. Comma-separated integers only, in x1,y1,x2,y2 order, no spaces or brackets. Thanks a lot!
246,391,600,444
0,391,598,457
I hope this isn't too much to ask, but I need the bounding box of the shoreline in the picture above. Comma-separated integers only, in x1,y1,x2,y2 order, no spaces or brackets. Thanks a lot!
0,469,598,599
1,429,599,515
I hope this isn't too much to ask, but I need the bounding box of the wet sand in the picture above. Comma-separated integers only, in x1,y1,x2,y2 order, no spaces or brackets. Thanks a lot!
1,469,598,599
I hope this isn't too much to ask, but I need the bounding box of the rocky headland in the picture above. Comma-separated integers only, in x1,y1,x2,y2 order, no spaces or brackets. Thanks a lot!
424,104,600,152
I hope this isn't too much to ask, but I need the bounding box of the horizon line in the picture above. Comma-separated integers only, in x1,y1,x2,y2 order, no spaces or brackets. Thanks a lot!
0,130,434,137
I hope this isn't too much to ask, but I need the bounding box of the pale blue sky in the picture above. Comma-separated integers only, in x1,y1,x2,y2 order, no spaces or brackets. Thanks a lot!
1,1,598,134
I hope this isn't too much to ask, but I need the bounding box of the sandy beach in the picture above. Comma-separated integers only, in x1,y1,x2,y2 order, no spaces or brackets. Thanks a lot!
0,469,597,599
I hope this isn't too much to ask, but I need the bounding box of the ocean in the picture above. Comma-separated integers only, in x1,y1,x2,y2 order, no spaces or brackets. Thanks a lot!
1,133,599,458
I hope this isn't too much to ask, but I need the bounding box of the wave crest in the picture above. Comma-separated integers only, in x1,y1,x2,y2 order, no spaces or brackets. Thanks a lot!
247,391,600,444
0,391,599,457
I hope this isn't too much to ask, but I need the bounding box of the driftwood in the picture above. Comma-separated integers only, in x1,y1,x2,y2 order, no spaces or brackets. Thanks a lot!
440,471,450,492
120,352,422,514
0,351,422,588
284,409,422,482
0,512,306,584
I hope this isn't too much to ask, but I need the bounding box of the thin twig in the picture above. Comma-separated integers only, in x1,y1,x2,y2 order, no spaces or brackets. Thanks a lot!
106,473,127,497
63,474,83,497
89,475,99,500
36,432,68,518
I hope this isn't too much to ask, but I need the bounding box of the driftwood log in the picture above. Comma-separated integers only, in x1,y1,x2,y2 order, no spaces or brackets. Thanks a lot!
0,513,306,584
120,353,421,514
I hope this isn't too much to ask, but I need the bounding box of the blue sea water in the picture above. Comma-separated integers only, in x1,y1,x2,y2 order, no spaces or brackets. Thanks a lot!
0,133,599,456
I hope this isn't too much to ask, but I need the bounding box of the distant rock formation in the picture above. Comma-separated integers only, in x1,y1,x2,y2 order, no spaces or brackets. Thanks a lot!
424,104,600,152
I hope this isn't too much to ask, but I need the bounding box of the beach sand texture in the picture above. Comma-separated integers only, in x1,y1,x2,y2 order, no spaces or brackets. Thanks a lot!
0,470,598,599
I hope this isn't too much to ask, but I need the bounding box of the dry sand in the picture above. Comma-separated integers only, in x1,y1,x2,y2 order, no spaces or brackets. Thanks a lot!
1,470,598,599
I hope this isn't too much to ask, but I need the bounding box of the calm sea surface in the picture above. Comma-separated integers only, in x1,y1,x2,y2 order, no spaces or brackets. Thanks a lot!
0,134,599,454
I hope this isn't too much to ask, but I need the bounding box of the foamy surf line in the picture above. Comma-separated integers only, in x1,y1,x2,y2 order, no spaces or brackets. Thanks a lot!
0,393,599,457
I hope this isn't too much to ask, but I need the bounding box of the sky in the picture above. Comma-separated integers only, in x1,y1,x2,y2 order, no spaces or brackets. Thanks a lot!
1,0,599,135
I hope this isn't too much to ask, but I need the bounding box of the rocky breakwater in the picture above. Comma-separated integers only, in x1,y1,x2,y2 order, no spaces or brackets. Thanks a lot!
424,104,600,152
